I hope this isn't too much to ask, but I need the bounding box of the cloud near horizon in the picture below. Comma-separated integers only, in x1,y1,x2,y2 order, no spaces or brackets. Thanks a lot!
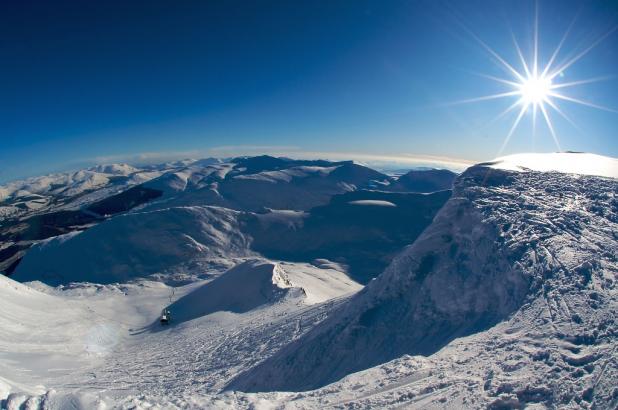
1,147,478,184
73,146,477,172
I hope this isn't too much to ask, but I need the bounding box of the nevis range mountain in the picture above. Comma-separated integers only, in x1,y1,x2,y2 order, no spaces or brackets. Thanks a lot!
0,152,616,409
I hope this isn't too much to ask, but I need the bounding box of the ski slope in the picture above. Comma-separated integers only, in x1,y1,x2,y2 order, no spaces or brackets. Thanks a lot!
0,260,361,409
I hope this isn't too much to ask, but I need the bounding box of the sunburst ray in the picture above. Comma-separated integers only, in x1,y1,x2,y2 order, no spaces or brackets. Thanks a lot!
449,3,617,154
539,102,561,150
548,25,617,80
498,103,528,155
445,91,521,106
550,75,614,90
541,12,579,77
548,92,618,113
544,97,584,134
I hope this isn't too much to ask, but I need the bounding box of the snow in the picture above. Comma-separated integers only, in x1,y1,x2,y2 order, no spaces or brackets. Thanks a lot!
2,153,617,409
89,163,138,175
168,260,294,323
0,274,205,407
0,274,112,396
0,260,362,409
0,162,186,205
488,152,618,178
229,159,618,408
190,157,223,167
13,206,251,285
143,170,190,193
232,166,338,183
281,261,362,304
0,162,181,227
348,199,397,207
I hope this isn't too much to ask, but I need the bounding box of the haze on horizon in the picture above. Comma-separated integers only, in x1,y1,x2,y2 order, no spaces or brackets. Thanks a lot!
1,0,617,183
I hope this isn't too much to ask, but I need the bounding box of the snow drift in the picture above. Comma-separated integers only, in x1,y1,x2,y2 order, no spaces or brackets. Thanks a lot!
165,260,296,323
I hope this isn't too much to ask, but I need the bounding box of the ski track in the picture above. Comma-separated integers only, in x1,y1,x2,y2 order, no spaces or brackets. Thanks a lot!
51,294,349,398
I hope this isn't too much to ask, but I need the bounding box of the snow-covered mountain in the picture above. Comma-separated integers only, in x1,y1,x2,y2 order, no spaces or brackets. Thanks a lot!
245,189,451,283
5,156,451,284
387,168,457,192
1,163,146,204
1,152,616,409
13,206,251,285
228,153,618,407
0,160,196,274
136,156,392,212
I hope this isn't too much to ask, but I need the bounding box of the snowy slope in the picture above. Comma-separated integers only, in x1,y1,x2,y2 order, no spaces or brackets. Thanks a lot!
139,158,393,212
245,189,451,283
0,274,122,399
388,168,457,192
0,260,361,409
230,154,618,408
167,259,362,325
167,260,296,323
89,163,139,175
3,152,616,409
13,206,251,285
11,186,448,286
0,273,207,409
0,163,148,203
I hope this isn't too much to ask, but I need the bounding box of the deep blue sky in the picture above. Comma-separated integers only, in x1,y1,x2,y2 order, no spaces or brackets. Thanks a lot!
1,0,617,182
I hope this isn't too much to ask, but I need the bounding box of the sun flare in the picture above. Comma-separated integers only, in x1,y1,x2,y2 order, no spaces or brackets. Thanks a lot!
452,6,617,154
519,74,552,106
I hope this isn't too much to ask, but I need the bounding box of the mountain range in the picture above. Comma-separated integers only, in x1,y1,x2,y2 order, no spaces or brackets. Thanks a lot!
1,152,616,409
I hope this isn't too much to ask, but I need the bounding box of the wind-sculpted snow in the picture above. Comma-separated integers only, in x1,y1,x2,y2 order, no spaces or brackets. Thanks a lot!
165,260,296,323
230,164,618,408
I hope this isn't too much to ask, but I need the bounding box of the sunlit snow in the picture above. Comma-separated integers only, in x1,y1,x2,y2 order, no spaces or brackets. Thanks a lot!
489,152,618,178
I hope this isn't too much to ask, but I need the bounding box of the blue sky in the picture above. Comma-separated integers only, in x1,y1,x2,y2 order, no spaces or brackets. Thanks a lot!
1,0,617,182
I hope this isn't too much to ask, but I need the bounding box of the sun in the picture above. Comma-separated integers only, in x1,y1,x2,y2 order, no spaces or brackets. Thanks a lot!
519,74,552,106
450,5,617,154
